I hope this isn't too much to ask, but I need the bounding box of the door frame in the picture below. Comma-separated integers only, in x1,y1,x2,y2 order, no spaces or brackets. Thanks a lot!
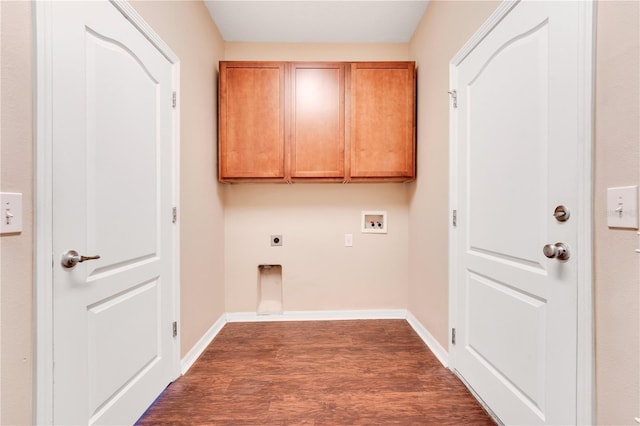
447,1,595,424
33,1,181,423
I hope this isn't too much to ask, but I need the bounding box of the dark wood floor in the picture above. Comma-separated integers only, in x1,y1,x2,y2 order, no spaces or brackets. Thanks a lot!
136,320,494,425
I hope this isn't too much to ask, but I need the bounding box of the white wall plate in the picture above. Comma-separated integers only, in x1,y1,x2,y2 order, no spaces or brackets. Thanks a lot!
361,210,387,234
607,185,638,229
1,192,23,234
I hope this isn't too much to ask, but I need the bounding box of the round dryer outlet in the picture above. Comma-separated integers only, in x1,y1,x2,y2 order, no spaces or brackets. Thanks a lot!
270,235,283,246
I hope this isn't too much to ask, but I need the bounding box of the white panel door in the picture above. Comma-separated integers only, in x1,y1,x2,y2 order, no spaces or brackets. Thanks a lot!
451,1,591,424
50,2,178,425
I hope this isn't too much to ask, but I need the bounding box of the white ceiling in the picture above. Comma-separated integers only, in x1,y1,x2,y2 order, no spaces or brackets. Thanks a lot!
204,1,430,43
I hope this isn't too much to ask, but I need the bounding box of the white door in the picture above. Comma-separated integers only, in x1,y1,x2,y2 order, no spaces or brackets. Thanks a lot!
50,2,178,424
450,1,592,425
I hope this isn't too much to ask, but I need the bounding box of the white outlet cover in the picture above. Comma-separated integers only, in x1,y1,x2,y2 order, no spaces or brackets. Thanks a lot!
1,192,23,234
607,185,638,229
344,233,353,247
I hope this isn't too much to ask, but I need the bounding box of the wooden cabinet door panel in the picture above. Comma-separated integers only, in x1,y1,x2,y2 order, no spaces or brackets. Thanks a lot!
350,62,415,179
219,62,285,179
291,63,345,178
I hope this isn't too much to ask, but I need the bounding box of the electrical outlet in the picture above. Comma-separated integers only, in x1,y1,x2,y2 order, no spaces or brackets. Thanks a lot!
344,234,353,247
270,235,283,246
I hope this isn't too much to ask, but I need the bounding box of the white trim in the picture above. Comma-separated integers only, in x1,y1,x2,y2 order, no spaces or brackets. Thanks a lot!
449,0,519,66
575,2,596,424
180,314,227,375
34,2,55,423
447,1,595,424
169,48,182,383
447,61,459,373
405,311,449,368
226,309,407,323
109,0,178,64
34,2,181,424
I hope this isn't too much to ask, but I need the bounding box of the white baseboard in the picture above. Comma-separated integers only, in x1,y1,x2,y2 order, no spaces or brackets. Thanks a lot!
180,309,449,375
180,313,227,375
405,311,449,368
226,309,407,322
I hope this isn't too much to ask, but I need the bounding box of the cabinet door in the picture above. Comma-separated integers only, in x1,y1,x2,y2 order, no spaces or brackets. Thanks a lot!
290,63,345,179
219,62,286,180
350,62,416,180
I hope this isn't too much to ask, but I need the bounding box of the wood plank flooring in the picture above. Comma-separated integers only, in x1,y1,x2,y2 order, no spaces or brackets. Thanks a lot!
136,320,495,425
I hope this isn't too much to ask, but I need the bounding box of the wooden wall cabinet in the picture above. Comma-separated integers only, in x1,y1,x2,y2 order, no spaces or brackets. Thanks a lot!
219,62,286,181
218,61,415,183
350,62,416,181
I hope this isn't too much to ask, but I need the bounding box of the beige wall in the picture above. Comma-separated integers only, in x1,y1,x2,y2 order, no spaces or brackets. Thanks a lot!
594,1,640,424
0,2,34,424
225,42,408,62
407,0,500,348
1,1,638,424
130,1,227,358
225,184,409,312
223,43,410,313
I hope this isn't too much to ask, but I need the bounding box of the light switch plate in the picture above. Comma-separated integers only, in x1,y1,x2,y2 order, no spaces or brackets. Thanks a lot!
344,233,353,247
607,185,638,229
1,192,23,234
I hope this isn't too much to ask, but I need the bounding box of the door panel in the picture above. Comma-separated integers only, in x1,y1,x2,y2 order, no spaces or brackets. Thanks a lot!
466,272,546,410
87,279,160,415
452,2,587,425
467,20,548,266
86,29,160,269
51,2,177,425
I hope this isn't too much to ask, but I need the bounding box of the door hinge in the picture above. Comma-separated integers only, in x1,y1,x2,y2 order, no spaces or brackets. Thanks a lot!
452,209,457,227
172,91,177,108
448,90,457,108
172,321,178,338
172,207,177,224
451,328,456,345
